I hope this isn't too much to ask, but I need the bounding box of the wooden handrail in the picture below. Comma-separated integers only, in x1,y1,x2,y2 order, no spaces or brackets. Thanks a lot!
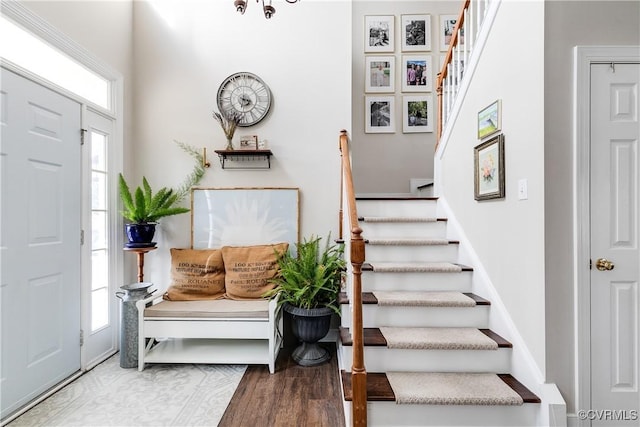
339,130,367,426
436,0,470,144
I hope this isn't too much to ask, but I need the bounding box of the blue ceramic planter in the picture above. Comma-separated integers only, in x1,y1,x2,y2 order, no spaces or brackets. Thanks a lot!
125,223,156,247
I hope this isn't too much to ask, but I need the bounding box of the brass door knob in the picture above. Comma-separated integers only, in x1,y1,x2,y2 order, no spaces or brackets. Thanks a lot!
595,258,615,271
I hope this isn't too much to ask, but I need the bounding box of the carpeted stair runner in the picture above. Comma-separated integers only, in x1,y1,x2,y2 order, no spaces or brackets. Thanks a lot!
366,238,450,246
372,291,476,307
369,262,463,273
379,327,499,350
360,216,437,223
386,372,524,405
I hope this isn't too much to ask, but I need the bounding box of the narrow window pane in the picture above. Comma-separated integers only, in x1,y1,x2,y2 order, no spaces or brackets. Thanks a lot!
91,132,106,171
91,211,107,249
91,288,109,331
91,172,107,210
91,249,108,291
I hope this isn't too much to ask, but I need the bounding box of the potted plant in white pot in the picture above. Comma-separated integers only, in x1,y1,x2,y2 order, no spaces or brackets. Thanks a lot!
264,234,345,366
118,173,190,247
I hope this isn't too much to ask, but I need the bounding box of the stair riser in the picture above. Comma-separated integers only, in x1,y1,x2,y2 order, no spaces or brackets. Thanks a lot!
361,271,473,292
357,200,438,217
339,346,511,373
343,401,538,427
340,305,489,328
365,244,459,263
360,222,447,239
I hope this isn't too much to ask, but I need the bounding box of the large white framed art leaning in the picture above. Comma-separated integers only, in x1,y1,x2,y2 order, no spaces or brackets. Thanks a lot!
191,187,300,253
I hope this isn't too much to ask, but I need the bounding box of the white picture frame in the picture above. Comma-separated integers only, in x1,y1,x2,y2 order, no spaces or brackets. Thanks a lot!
402,55,433,92
365,15,394,53
401,14,431,52
365,56,395,93
365,96,395,133
439,14,464,51
403,95,433,133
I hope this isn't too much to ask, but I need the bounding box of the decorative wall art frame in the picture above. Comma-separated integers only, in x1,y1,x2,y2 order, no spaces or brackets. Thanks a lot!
365,56,395,93
402,55,433,92
365,15,394,53
439,14,464,51
477,99,502,140
401,14,431,52
239,135,258,150
474,134,505,201
439,55,465,85
403,95,433,133
191,187,300,253
365,96,395,133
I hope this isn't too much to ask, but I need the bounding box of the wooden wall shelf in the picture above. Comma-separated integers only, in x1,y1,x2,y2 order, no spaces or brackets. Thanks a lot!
214,149,273,169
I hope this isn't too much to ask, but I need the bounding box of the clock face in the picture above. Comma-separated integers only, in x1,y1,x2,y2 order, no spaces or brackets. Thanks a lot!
216,72,272,127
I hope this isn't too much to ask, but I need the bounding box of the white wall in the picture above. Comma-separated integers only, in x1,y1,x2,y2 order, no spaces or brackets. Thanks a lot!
436,0,546,373
351,1,458,193
132,0,352,290
544,1,640,415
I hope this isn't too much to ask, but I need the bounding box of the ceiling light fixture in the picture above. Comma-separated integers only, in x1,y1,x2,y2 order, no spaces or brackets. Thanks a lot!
234,0,299,19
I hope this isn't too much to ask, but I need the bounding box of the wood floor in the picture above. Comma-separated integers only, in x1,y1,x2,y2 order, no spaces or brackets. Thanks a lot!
219,343,346,427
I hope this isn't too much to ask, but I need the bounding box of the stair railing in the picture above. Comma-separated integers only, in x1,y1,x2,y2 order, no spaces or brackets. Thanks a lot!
436,0,495,146
339,130,367,426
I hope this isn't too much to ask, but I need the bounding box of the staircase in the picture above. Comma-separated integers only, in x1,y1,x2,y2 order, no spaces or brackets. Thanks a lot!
338,195,540,426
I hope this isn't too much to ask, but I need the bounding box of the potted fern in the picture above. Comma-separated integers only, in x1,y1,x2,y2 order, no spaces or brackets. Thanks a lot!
118,173,190,247
265,234,345,366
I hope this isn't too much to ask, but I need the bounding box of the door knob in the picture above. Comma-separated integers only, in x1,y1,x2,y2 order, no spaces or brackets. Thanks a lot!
595,258,615,271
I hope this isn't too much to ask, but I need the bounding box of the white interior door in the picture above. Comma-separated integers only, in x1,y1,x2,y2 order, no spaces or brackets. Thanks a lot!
590,62,640,426
0,68,82,419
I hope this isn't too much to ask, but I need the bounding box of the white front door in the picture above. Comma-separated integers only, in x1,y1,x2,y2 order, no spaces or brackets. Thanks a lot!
0,68,82,419
590,62,640,426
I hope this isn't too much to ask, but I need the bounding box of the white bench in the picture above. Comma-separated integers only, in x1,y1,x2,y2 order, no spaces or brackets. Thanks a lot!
136,294,282,373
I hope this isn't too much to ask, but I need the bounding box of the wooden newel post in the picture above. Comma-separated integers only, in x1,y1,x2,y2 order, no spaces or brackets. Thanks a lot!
350,231,367,426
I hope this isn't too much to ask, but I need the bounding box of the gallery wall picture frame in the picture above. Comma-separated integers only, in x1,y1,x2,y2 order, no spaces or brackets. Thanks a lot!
403,95,433,133
365,56,395,93
402,55,433,92
238,135,258,150
477,99,502,140
439,14,464,51
439,55,465,85
191,187,300,254
365,15,395,53
365,96,395,133
401,14,431,52
474,134,505,201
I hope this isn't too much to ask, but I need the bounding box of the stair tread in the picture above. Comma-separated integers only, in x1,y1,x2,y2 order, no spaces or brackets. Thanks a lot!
356,195,439,201
365,238,459,245
340,327,512,348
338,292,490,306
341,371,540,404
358,216,448,222
363,262,474,272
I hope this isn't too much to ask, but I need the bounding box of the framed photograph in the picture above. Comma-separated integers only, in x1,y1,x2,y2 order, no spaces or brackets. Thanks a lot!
474,134,505,201
191,187,300,254
365,15,394,53
439,55,465,85
365,96,395,133
401,14,431,51
478,99,502,139
365,56,395,93
439,14,464,51
238,135,258,150
403,95,433,133
402,55,433,92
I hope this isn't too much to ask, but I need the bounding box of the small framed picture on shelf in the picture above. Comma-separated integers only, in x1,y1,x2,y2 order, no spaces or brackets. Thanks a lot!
439,14,464,51
474,134,505,201
365,56,395,93
402,55,433,92
365,96,395,133
239,135,258,150
401,14,431,52
477,100,502,140
365,15,394,53
402,95,433,133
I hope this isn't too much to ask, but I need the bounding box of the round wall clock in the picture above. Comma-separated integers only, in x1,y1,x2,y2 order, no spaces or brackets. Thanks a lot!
216,72,272,127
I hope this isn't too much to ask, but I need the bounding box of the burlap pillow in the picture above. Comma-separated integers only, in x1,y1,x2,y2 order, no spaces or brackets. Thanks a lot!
164,248,226,301
221,243,289,300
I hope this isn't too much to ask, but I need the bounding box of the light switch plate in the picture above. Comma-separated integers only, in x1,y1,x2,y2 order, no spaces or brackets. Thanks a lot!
518,179,528,200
